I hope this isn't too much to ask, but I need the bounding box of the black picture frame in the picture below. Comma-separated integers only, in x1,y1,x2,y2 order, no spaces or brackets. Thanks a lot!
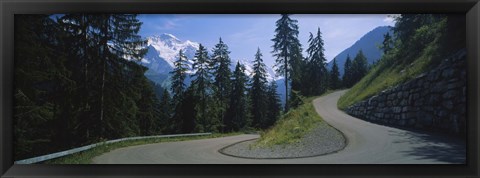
1,0,479,177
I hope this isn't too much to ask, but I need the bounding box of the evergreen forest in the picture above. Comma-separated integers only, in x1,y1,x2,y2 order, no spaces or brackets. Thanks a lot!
14,14,461,160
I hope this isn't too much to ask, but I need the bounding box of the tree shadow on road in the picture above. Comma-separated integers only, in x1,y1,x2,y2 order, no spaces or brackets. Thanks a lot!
387,129,466,164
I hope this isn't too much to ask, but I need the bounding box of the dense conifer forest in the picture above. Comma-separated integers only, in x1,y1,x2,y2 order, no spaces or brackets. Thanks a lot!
14,14,464,160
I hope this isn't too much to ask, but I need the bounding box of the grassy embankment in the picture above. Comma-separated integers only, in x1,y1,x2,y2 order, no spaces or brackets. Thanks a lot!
253,91,334,148
337,21,449,110
337,44,442,110
44,132,242,164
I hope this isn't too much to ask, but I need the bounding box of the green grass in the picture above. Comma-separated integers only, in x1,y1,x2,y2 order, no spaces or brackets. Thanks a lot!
253,91,334,148
337,41,442,110
43,132,242,164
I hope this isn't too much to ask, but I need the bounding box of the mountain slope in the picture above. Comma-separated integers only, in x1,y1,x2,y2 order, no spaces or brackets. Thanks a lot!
327,26,393,76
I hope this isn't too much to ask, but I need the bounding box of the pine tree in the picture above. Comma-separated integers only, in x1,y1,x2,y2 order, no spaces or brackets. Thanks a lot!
305,27,328,95
249,48,268,128
225,62,249,131
58,14,98,143
93,14,148,138
191,44,213,132
271,14,302,111
329,58,341,90
170,49,188,103
210,38,232,132
210,38,232,99
169,50,188,133
342,55,353,88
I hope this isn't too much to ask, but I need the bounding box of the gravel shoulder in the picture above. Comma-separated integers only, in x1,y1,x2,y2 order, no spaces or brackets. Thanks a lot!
219,121,346,159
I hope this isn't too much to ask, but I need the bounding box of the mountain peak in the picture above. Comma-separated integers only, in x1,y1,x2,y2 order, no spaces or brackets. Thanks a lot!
160,33,179,40
148,33,181,43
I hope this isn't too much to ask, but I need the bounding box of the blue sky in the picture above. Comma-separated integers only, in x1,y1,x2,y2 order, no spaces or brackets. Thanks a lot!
137,14,395,68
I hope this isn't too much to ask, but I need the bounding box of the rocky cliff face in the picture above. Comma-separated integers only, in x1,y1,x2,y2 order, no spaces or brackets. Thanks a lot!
345,50,467,136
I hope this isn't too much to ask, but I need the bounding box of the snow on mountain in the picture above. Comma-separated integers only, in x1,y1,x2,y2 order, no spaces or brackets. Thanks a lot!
142,33,199,74
140,33,284,104
141,33,278,83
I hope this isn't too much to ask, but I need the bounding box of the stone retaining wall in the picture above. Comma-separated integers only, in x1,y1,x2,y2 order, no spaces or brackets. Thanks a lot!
345,50,466,136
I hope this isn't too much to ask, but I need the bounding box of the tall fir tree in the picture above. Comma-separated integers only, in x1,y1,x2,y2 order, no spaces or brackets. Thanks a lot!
210,38,232,132
225,62,249,132
210,38,232,99
58,14,99,143
170,50,189,133
329,58,341,90
191,44,214,132
249,48,269,128
305,27,328,95
93,14,148,139
271,14,302,111
170,49,188,103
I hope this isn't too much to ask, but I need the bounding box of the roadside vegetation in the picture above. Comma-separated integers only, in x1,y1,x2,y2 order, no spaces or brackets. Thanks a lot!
253,91,334,148
338,15,466,110
44,132,241,164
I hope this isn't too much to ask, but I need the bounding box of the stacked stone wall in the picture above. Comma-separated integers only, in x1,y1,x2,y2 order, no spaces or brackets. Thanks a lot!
345,50,466,136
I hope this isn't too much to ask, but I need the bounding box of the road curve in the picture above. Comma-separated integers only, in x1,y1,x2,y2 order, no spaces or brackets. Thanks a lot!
93,90,465,164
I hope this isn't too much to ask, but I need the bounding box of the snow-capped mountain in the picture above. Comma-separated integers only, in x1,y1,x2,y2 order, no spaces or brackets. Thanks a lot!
141,33,277,84
140,33,285,104
142,34,199,74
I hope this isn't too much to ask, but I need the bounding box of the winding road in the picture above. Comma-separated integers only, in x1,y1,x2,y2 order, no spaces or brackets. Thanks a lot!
93,90,466,164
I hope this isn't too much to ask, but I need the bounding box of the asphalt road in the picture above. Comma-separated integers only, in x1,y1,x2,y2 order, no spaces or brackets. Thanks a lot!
93,90,466,164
